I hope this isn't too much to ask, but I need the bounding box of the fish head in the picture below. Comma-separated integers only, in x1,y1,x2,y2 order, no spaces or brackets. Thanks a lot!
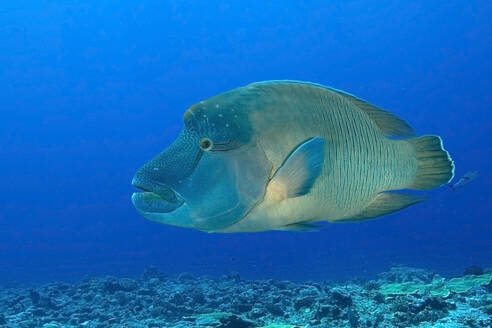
132,89,272,232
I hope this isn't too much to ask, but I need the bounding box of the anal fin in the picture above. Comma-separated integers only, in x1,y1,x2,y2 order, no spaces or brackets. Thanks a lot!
346,192,427,222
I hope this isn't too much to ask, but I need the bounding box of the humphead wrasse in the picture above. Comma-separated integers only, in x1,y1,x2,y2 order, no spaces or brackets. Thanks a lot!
132,81,454,233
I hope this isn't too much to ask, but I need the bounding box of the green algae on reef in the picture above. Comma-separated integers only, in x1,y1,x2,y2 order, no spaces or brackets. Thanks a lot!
380,272,492,297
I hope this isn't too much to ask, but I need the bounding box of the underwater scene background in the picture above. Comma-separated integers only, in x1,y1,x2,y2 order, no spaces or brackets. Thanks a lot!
1,1,491,327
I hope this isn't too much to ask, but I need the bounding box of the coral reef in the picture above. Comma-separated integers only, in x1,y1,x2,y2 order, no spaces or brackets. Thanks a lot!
380,272,492,297
0,266,490,328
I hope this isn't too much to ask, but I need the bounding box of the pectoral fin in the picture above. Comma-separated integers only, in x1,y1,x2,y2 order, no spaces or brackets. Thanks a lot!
266,137,325,201
343,192,427,222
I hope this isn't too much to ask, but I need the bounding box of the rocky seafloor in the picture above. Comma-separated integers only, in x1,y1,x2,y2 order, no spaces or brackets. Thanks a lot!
0,266,491,328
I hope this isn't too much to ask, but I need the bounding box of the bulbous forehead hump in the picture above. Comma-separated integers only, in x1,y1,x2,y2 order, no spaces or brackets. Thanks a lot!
183,89,253,143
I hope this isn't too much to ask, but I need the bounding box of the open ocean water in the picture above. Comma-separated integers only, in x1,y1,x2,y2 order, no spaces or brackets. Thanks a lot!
0,1,491,327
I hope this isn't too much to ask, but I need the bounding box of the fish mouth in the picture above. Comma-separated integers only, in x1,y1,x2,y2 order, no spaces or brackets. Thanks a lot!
131,192,184,214
131,179,184,214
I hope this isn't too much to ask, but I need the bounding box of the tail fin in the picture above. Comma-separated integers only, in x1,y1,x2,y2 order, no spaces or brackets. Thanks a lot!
408,135,455,190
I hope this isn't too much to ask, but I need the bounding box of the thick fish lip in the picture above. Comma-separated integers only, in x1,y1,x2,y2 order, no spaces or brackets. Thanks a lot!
131,177,184,214
131,191,184,214
131,177,179,203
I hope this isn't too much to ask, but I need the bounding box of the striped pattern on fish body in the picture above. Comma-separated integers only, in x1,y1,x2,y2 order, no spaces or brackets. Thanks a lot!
220,81,453,232
132,79,454,233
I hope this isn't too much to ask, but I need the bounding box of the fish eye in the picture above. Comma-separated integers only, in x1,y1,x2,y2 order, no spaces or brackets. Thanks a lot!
199,138,213,151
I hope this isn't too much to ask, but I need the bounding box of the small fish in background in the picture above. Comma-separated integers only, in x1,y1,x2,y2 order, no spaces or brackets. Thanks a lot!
448,170,479,192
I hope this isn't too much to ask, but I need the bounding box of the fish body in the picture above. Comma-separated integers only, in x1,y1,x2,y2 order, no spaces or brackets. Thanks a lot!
449,170,478,191
132,81,455,233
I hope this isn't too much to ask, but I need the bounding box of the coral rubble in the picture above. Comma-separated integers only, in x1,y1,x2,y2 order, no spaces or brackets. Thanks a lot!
0,266,490,328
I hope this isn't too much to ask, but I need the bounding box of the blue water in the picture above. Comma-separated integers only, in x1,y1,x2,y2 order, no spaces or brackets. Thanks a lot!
1,1,490,284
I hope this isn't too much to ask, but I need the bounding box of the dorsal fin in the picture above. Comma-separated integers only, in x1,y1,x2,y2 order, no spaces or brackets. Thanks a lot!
249,80,415,138
334,92,415,138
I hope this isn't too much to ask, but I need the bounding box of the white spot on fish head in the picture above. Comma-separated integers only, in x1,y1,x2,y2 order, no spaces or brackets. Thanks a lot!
218,113,223,118
153,167,159,171
215,104,220,108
